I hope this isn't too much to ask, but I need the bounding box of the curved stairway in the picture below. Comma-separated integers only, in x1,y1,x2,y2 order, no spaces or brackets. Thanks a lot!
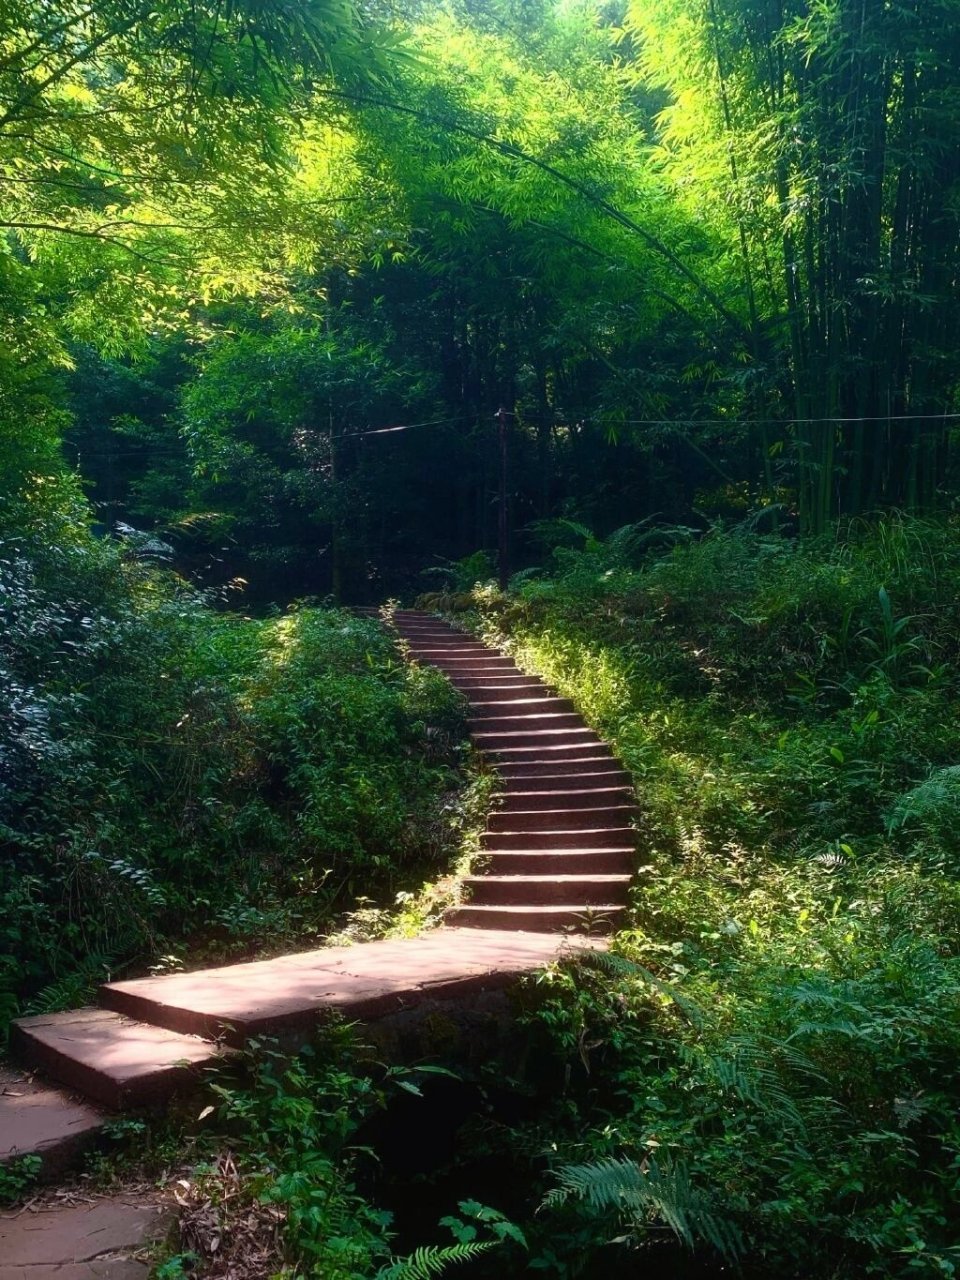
390,611,636,932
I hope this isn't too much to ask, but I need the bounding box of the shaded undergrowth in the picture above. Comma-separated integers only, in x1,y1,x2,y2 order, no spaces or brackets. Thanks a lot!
0,487,470,1040
427,516,960,1278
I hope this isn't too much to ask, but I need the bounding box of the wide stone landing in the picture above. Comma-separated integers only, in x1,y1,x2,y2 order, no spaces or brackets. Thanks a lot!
99,928,587,1044
0,1194,171,1279
5,931,591,1175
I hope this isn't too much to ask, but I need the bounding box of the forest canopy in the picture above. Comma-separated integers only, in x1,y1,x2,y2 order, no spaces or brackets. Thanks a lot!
5,0,959,596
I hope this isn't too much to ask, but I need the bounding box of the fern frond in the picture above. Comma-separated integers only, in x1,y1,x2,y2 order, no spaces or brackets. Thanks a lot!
605,520,697,564
548,1155,651,1212
575,949,704,1028
710,1037,806,1127
768,1038,829,1087
547,1156,742,1261
376,1240,493,1280
24,952,115,1014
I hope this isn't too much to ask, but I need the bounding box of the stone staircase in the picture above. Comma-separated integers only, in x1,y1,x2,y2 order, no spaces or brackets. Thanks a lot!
391,611,635,931
1,611,634,1178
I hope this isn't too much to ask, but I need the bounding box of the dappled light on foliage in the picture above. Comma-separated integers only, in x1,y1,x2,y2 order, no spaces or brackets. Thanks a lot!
0,500,468,1031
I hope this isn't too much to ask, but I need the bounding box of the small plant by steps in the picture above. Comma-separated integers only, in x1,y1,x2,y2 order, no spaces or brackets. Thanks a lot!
164,1031,526,1280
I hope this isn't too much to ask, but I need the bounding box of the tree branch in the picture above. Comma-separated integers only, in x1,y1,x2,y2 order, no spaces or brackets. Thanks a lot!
0,6,99,75
0,8,150,130
0,219,186,265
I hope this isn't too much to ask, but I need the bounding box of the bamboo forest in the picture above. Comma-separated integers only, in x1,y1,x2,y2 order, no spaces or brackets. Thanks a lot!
3,0,960,1276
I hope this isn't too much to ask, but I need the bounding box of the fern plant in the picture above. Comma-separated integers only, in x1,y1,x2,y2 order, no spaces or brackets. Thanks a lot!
376,1199,524,1278
887,765,960,863
24,951,116,1014
376,1241,494,1280
546,1154,742,1261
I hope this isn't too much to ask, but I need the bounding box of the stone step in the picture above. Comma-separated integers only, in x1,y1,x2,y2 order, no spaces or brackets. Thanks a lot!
400,635,477,645
446,905,626,933
428,662,519,676
497,786,634,811
485,744,613,766
0,1065,106,1176
0,1194,173,1275
484,748,609,767
10,1009,227,1111
402,634,474,643
99,929,588,1044
394,622,469,632
464,874,632,907
451,680,548,699
488,805,637,832
406,644,495,656
398,626,460,633
415,656,506,668
406,639,500,651
475,728,601,752
449,670,538,682
470,696,575,717
394,622,463,631
422,649,513,661
483,826,636,850
494,761,628,782
470,713,585,737
482,849,635,875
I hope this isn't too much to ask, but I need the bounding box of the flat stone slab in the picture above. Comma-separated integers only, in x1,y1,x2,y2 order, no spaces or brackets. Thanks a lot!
10,1010,229,1111
0,1068,104,1175
101,928,597,1044
0,1194,171,1278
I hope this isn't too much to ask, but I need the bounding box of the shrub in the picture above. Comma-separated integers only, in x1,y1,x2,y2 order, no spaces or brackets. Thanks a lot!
0,488,466,1037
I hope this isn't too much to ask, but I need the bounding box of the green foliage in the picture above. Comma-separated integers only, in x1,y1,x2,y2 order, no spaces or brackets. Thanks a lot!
421,551,497,593
153,1254,199,1280
205,1037,399,1276
0,1154,42,1205
377,1243,491,1280
0,486,466,1036
547,1155,741,1260
887,767,960,872
175,1033,518,1278
462,516,960,1277
378,1203,526,1280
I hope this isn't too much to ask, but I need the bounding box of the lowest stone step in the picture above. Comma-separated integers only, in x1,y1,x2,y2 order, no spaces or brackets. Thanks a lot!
0,1065,105,1176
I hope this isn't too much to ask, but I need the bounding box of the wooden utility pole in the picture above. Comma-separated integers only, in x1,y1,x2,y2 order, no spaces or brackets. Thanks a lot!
496,407,510,591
